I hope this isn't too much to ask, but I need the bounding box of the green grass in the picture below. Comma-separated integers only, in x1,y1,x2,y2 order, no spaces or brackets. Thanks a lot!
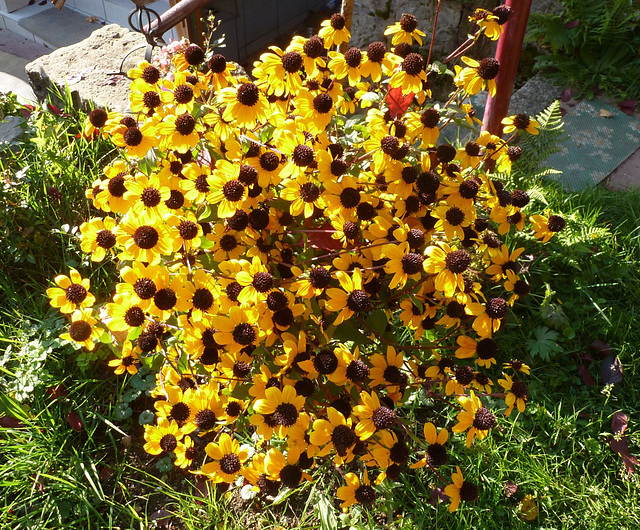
1,94,640,529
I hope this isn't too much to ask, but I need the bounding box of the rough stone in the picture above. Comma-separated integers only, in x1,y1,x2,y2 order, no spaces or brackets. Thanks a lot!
349,0,497,60
25,24,146,113
508,72,562,117
0,116,26,147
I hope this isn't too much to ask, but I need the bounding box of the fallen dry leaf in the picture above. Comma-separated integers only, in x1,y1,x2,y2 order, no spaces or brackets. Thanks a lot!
599,109,613,118
503,481,518,498
86,15,99,23
600,354,623,384
519,495,538,521
612,412,628,435
66,411,83,432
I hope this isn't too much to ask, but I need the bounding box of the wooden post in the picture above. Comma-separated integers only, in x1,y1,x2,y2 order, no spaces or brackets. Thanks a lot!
481,0,533,137
338,0,355,52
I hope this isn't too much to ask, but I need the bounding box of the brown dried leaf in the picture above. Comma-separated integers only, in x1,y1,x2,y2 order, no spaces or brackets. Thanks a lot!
66,411,83,432
610,436,638,474
600,355,623,384
0,416,25,428
612,412,629,435
599,109,613,118
590,339,612,356
578,364,595,386
504,481,518,498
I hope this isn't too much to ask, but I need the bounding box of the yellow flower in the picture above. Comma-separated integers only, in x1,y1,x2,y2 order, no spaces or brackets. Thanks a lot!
60,308,101,351
502,113,540,135
424,243,471,298
325,268,371,325
309,407,357,463
454,56,500,97
383,241,425,289
353,390,396,440
107,340,140,375
254,385,305,438
465,297,508,337
411,422,449,469
47,268,95,314
115,214,174,266
218,82,270,128
383,14,426,45
212,306,263,353
319,14,351,49
444,466,479,512
143,417,184,455
200,432,250,483
79,217,117,262
452,390,497,447
498,373,529,416
530,211,566,242
337,471,377,511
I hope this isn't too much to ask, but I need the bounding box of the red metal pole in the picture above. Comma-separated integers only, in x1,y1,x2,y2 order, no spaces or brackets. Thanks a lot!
481,0,532,137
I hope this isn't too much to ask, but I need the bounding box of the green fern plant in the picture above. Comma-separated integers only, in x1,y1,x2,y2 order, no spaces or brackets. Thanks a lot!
509,100,567,188
526,0,640,101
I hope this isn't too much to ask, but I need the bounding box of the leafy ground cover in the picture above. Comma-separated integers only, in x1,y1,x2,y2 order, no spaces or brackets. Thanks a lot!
1,88,638,529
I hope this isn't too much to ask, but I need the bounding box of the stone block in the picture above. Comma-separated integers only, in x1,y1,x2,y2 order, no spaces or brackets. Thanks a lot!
25,24,146,113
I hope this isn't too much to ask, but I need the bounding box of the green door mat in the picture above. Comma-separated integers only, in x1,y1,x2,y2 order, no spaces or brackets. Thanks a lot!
546,98,640,191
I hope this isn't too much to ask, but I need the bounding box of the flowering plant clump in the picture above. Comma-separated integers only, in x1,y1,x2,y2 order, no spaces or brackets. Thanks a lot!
50,7,565,513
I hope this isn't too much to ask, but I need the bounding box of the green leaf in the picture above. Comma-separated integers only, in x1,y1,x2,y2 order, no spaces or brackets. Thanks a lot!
333,321,371,345
140,353,164,371
365,309,387,335
526,326,562,360
315,491,338,530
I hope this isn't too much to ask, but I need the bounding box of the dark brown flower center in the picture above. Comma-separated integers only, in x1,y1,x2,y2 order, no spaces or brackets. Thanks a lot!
142,65,160,84
371,406,396,430
445,249,471,273
402,52,424,76
232,323,255,345
194,409,217,431
313,93,333,114
123,127,143,147
237,82,260,106
401,252,424,275
65,283,87,304
69,320,92,341
332,424,357,455
260,152,280,171
330,12,345,30
208,53,227,73
133,278,156,299
367,41,386,62
445,206,465,226
344,47,362,68
154,288,176,311
222,179,245,202
473,406,497,430
486,297,508,319
133,226,159,249
339,187,360,208
219,453,241,474
399,13,418,32
477,58,500,80
184,43,205,65
159,434,178,452
174,84,194,104
346,289,371,312
175,113,196,135
548,215,566,232
282,51,303,73
124,306,145,327
273,402,299,427
89,108,108,127
304,35,324,58
292,144,315,167
141,187,161,207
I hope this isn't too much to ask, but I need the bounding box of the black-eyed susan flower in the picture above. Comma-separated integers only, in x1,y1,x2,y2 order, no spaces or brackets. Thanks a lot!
454,56,500,97
47,268,95,314
79,216,118,262
424,243,471,298
360,41,398,82
264,447,311,488
384,14,426,46
154,384,195,429
452,390,497,447
411,422,449,469
200,432,250,483
466,297,508,337
218,82,270,128
337,471,376,512
254,385,305,438
111,120,159,158
502,113,540,135
106,293,147,332
206,53,237,91
61,308,101,350
432,203,475,241
389,52,427,94
212,306,263,353
444,466,479,512
123,173,171,218
288,34,327,77
530,211,566,242
156,111,202,153
257,46,304,97
469,9,503,40
174,436,198,469
353,390,396,440
319,13,350,49
498,373,529,416
108,340,140,375
325,268,371,325
504,359,531,375
310,407,357,462
144,417,184,455
115,214,174,266
127,60,161,87
95,160,133,214
383,241,425,289
484,244,524,281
